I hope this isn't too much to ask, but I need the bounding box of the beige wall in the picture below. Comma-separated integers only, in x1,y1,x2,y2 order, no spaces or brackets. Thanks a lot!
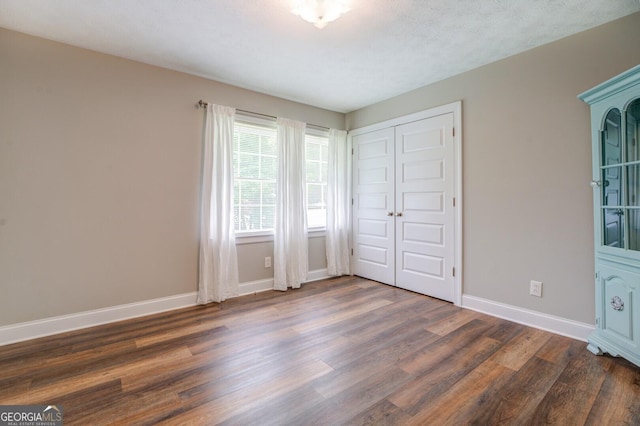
236,237,327,283
3,12,640,329
347,12,640,324
0,29,343,326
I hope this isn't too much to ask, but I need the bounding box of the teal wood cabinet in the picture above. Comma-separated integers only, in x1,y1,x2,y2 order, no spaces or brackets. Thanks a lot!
579,65,640,367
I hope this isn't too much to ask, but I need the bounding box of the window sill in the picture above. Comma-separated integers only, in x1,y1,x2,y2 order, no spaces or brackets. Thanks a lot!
235,231,274,245
235,228,326,245
308,228,326,238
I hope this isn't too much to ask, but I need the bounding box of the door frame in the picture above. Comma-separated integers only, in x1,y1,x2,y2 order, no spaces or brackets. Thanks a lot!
348,101,463,306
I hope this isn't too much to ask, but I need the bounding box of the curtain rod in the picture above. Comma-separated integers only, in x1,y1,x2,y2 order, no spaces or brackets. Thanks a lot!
196,100,330,131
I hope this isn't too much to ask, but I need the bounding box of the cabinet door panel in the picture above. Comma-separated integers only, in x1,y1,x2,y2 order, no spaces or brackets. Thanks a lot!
598,265,638,351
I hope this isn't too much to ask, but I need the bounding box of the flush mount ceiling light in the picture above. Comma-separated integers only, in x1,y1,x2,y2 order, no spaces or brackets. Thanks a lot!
291,0,351,29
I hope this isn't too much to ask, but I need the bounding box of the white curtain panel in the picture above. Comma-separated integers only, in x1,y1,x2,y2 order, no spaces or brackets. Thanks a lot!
197,104,240,304
274,117,308,290
326,128,351,276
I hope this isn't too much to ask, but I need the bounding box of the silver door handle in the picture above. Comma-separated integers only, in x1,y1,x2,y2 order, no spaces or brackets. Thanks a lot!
590,180,602,188
396,212,403,217
387,211,394,216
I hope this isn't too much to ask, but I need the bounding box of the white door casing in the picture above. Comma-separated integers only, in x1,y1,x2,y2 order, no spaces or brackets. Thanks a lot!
350,102,461,304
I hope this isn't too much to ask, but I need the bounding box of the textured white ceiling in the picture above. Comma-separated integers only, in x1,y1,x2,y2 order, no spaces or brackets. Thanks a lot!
1,0,639,112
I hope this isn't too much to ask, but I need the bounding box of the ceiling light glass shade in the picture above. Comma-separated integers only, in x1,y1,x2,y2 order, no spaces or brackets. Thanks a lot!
291,0,351,29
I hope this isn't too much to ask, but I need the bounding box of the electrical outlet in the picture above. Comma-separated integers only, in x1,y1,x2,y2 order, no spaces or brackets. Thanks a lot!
530,280,543,297
264,256,271,268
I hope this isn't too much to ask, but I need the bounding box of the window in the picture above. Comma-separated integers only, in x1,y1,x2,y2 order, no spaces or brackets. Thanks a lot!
232,117,328,234
306,132,328,229
233,120,277,232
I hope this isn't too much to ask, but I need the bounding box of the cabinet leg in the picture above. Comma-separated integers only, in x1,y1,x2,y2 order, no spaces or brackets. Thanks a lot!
587,342,603,356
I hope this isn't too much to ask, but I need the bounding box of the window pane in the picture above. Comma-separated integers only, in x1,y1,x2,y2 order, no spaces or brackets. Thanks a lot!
262,205,275,230
262,182,276,206
308,183,323,206
626,99,640,162
233,120,277,232
239,153,260,178
307,142,321,160
239,180,261,205
603,208,625,248
239,206,261,231
602,166,623,206
602,109,622,166
261,135,277,156
627,165,640,206
308,208,326,229
306,161,321,182
238,131,260,153
305,133,329,229
629,209,640,251
260,156,277,180
234,205,240,229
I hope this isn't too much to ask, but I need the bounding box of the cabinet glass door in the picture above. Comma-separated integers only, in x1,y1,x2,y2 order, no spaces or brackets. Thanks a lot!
627,99,640,250
602,109,624,248
600,99,640,251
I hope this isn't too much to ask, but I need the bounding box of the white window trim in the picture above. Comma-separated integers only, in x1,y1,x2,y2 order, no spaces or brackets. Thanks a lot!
305,127,329,231
233,113,277,238
233,113,330,242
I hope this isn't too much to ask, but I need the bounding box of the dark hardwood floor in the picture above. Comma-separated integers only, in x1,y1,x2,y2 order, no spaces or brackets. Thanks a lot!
1,276,639,425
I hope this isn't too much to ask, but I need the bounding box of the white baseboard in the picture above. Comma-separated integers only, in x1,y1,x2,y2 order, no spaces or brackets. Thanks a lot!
239,278,274,295
0,292,198,346
238,268,330,296
307,268,330,282
461,295,595,342
0,268,329,346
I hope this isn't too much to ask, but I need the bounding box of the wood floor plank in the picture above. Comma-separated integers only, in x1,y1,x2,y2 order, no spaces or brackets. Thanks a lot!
310,324,438,401
53,380,125,425
468,355,567,425
68,387,184,426
388,334,502,415
423,306,479,336
343,398,412,426
291,366,412,425
398,318,496,375
0,305,219,363
585,360,640,425
528,350,612,425
407,360,514,425
0,340,137,382
3,346,193,405
484,318,525,343
489,327,553,371
218,384,325,426
291,298,393,334
536,333,586,366
168,358,333,425
135,306,282,348
1,277,638,425
318,317,440,371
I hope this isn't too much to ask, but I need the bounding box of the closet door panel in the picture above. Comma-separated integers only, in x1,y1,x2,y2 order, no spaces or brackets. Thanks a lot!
395,113,455,302
352,128,395,285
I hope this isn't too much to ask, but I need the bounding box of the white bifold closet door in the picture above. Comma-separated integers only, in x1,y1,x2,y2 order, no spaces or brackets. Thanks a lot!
352,113,455,302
